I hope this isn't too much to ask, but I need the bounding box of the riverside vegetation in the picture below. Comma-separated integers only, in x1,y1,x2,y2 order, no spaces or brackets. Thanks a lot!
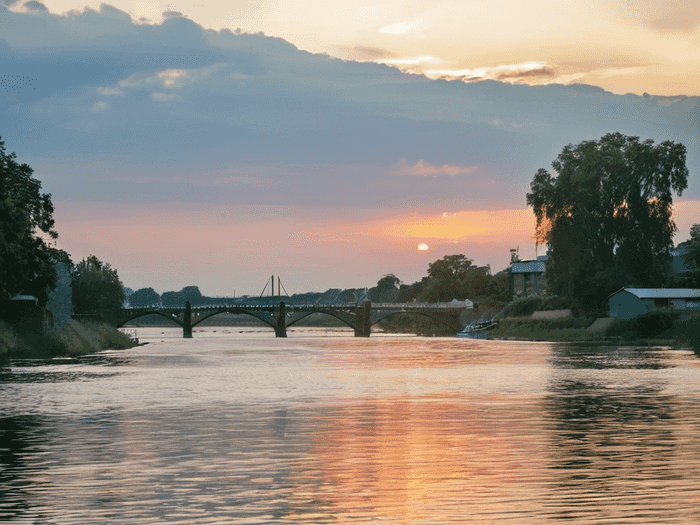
0,319,138,360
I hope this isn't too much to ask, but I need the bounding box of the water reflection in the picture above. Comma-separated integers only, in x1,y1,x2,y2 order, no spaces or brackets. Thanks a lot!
544,344,700,522
2,334,700,523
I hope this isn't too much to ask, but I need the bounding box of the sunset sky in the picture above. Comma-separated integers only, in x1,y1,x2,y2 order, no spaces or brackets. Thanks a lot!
2,0,699,296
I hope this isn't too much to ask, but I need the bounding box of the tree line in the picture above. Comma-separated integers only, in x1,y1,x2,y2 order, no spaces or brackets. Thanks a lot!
3,132,699,318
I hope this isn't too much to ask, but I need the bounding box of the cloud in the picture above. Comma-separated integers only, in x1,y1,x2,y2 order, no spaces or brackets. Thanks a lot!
425,62,555,84
379,20,422,35
91,101,107,112
377,56,442,66
23,1,47,13
393,160,479,177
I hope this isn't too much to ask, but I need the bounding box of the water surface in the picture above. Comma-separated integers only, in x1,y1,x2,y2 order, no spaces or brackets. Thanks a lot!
2,327,700,523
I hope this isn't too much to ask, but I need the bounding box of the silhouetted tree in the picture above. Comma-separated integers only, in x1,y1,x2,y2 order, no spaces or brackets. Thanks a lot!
71,255,125,313
128,287,161,308
0,137,69,305
527,132,688,310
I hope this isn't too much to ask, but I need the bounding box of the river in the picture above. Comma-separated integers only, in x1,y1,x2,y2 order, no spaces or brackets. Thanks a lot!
2,327,700,523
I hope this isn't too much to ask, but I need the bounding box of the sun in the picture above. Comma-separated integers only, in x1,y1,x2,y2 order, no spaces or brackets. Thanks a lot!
417,243,429,251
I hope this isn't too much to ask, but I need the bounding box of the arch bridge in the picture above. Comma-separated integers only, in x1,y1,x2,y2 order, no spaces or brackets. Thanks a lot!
100,301,465,338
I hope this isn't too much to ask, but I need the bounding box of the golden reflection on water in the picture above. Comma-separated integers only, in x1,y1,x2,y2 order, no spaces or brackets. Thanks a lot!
284,394,549,523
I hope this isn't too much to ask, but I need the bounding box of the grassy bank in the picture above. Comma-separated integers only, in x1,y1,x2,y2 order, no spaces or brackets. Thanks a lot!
0,319,138,360
488,311,700,351
488,316,597,342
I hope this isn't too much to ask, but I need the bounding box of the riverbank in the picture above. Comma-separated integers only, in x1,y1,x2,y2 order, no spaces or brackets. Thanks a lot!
0,319,139,360
487,311,700,351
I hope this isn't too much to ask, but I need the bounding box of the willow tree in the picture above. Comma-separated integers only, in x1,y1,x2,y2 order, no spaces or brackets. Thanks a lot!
526,132,688,310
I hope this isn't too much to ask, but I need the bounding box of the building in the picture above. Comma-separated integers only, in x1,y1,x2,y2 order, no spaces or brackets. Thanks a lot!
606,288,700,319
509,251,548,300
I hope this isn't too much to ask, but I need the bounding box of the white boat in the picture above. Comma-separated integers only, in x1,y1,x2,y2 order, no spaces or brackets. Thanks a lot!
456,320,498,339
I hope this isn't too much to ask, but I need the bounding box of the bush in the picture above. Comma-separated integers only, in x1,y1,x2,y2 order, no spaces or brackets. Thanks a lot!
500,295,571,318
0,320,138,358
605,311,681,339
672,312,700,351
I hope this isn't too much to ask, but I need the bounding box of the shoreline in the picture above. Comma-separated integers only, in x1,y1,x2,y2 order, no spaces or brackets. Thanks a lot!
0,320,139,360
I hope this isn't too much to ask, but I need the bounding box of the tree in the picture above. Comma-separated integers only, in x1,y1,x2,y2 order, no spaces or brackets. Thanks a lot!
71,255,125,313
128,287,161,308
368,274,401,302
420,254,475,302
527,132,688,310
0,137,69,305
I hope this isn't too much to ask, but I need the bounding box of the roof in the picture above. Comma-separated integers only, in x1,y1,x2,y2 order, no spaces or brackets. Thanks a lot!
510,260,546,274
612,288,700,300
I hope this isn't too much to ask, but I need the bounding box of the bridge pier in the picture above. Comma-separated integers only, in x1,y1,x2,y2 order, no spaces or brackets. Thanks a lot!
183,301,192,338
275,301,287,338
354,301,371,337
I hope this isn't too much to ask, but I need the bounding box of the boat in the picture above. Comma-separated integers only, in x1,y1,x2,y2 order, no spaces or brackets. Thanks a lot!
456,319,498,339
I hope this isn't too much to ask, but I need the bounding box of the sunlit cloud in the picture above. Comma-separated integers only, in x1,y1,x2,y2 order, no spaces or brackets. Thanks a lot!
425,61,554,84
393,159,479,177
377,55,443,66
379,20,422,35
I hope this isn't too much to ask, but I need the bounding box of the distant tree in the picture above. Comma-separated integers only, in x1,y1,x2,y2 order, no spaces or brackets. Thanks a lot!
161,286,204,306
0,137,70,305
71,255,125,313
527,132,688,310
129,287,161,308
420,254,475,302
369,274,401,302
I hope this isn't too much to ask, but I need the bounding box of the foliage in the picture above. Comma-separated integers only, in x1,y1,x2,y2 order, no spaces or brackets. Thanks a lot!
604,311,681,340
672,312,700,352
369,274,400,302
500,295,572,318
488,316,596,341
0,137,70,305
71,255,125,314
129,287,161,308
419,254,505,303
527,132,688,311
2,320,138,358
161,286,203,307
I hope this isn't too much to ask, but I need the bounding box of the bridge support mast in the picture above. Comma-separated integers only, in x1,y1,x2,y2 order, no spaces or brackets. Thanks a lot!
354,301,371,337
183,301,192,338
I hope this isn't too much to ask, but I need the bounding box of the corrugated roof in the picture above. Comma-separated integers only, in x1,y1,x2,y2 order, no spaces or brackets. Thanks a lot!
510,260,546,274
620,288,700,299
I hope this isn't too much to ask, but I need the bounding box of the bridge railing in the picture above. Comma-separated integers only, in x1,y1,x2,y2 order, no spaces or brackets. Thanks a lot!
119,301,469,312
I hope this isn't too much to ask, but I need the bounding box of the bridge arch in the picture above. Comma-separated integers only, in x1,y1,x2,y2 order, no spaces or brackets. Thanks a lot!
117,311,184,328
286,309,357,330
370,310,454,328
190,309,275,329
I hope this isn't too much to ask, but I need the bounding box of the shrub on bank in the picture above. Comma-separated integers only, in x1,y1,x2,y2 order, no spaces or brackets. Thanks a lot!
0,320,138,359
488,316,596,341
500,296,572,318
604,311,681,340
671,312,700,351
